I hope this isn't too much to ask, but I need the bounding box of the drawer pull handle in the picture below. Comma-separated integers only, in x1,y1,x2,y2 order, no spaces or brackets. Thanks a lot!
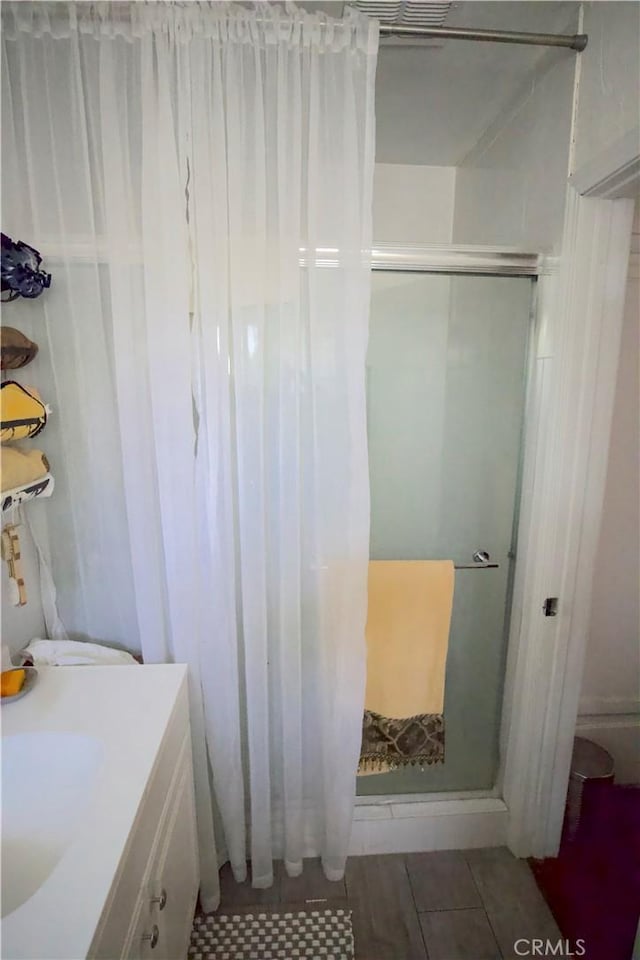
151,889,167,911
142,924,160,949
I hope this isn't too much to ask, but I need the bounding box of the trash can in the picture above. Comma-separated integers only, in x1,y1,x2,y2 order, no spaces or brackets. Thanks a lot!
564,736,615,842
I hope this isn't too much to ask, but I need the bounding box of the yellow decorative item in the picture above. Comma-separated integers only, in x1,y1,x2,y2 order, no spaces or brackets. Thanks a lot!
1,380,48,441
364,560,455,719
1,446,49,493
1,668,26,697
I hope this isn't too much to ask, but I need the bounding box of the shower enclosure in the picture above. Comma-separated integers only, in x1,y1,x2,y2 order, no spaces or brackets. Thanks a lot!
358,250,535,797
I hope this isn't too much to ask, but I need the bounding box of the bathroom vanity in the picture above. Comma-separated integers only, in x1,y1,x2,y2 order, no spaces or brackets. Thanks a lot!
1,664,199,960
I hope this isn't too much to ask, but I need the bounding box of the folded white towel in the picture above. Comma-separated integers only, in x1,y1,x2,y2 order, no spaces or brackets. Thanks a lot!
22,638,138,667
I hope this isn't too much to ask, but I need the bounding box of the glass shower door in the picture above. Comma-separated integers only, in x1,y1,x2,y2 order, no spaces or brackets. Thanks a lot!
359,271,533,795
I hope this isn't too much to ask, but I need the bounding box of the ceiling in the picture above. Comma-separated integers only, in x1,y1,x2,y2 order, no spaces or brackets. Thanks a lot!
301,0,580,166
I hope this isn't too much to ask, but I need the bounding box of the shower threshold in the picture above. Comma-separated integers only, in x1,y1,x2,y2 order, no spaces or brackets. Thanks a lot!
351,790,508,855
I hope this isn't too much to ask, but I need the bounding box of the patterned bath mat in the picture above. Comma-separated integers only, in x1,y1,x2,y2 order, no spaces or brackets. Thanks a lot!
188,907,354,960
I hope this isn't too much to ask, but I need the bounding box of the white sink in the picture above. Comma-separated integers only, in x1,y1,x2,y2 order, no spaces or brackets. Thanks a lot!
1,732,103,917
1,665,187,959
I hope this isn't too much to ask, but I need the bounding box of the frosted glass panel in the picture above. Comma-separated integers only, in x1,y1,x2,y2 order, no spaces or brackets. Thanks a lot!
359,272,532,795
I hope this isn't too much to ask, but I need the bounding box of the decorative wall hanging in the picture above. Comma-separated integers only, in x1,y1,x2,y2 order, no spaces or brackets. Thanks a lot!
1,474,54,513
1,233,51,301
1,446,50,493
1,523,27,606
0,380,48,441
1,327,39,370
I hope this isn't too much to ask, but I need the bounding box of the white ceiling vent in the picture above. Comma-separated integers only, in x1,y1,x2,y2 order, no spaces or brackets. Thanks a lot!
348,0,454,46
350,1,452,27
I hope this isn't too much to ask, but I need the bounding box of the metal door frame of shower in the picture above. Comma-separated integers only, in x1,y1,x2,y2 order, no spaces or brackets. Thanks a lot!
352,243,539,855
352,210,636,857
371,243,540,276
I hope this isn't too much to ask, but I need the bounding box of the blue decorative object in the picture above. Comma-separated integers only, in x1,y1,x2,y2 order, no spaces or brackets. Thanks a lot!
1,233,51,302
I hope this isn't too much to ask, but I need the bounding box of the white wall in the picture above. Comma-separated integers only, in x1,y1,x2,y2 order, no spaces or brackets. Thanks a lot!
452,46,576,253
373,2,580,167
572,1,640,178
577,204,640,784
450,2,640,243
374,163,456,244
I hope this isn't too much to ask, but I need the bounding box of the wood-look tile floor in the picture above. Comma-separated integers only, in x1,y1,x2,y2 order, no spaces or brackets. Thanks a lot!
214,847,562,960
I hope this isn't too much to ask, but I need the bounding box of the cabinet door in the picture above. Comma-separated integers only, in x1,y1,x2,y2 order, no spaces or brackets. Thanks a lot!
89,687,191,960
149,741,199,960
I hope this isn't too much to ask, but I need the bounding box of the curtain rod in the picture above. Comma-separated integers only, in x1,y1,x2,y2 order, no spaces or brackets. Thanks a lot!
378,24,588,51
9,5,587,50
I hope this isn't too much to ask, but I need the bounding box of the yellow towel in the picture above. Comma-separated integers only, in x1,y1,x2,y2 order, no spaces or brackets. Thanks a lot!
364,560,455,719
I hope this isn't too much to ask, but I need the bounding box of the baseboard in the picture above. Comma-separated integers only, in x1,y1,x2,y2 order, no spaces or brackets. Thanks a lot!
578,696,640,715
575,713,640,785
349,797,508,855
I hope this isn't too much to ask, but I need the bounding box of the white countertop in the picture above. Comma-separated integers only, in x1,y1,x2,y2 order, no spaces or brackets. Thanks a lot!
1,664,188,960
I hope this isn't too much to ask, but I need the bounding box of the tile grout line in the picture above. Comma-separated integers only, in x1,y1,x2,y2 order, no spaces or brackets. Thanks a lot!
464,852,506,960
417,904,498,914
403,853,431,960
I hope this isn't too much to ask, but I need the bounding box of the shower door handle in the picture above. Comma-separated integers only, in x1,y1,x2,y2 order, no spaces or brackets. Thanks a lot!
473,550,490,563
455,550,499,570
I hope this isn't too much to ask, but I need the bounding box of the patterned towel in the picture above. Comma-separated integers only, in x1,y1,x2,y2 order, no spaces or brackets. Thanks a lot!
359,709,445,771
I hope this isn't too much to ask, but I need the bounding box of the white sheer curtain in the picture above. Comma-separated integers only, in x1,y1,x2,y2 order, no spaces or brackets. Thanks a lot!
2,1,378,902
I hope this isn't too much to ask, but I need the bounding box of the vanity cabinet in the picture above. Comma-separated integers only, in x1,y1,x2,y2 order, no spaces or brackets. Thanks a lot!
89,685,199,960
